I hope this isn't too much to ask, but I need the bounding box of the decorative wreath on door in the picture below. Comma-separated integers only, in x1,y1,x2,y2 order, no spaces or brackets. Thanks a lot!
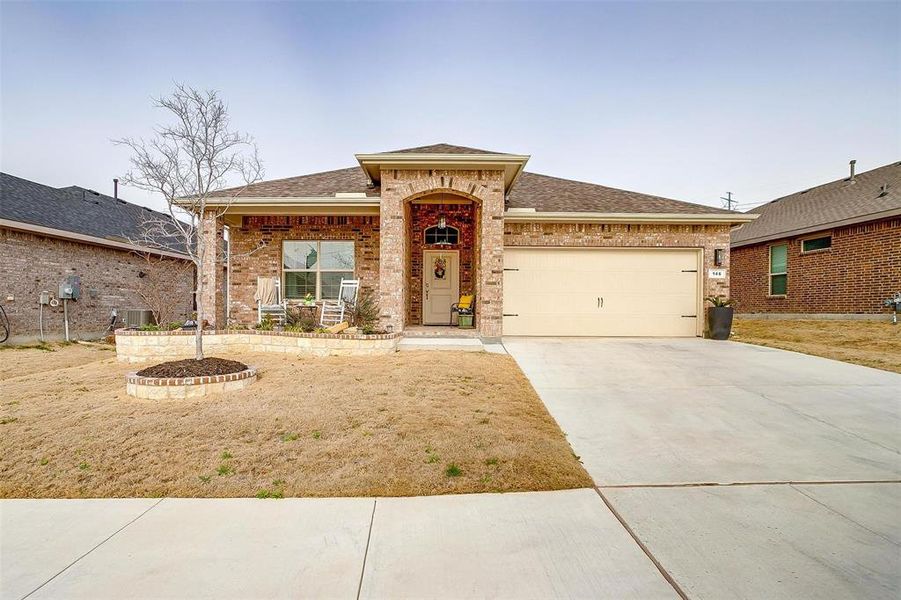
433,256,447,280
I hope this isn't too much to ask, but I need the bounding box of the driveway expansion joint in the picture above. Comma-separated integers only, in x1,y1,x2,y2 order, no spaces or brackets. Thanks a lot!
355,498,377,600
20,497,165,600
593,487,689,600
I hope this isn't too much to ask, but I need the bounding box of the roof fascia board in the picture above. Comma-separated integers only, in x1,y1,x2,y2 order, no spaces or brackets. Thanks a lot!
0,218,191,260
355,152,530,191
503,212,757,225
731,207,901,248
203,196,380,206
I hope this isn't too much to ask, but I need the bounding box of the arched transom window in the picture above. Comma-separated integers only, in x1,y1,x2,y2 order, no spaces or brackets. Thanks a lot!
424,224,459,245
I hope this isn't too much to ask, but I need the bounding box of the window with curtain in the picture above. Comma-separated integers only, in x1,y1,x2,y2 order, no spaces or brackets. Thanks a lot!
769,244,788,295
283,241,354,300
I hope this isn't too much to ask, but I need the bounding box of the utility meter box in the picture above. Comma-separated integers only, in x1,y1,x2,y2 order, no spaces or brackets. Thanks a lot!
39,291,50,305
58,275,81,300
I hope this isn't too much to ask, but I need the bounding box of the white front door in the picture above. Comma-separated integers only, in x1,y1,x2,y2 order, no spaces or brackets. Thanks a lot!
423,250,459,325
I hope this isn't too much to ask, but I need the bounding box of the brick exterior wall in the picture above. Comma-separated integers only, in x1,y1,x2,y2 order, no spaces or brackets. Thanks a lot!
504,222,733,302
408,202,477,324
730,217,901,314
227,215,380,325
0,227,194,343
379,169,505,337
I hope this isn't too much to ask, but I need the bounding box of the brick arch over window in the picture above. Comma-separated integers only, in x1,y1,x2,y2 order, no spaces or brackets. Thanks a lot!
378,168,507,337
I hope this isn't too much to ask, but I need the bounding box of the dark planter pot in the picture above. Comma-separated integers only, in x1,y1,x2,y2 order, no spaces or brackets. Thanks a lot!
707,307,734,340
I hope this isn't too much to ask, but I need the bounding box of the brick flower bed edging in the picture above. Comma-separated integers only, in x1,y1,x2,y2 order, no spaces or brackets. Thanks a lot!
114,329,400,363
126,366,257,399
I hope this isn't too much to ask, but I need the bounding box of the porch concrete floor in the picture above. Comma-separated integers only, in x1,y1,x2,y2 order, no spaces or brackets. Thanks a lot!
402,325,480,338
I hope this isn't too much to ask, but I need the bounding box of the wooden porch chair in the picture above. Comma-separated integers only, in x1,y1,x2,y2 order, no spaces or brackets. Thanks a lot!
256,277,287,325
319,279,360,327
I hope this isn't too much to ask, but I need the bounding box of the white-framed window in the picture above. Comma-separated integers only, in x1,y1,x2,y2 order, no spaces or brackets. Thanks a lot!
282,241,354,300
769,243,788,296
801,235,832,253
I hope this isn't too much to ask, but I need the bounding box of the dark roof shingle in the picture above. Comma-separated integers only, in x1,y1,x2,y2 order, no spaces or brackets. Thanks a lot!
507,172,731,214
731,161,901,246
0,172,188,253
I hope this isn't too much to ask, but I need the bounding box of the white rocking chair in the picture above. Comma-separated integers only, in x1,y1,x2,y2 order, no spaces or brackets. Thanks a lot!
319,279,360,327
256,277,287,325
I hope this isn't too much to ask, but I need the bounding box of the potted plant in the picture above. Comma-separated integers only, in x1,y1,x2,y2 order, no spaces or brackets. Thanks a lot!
705,295,735,340
303,292,315,307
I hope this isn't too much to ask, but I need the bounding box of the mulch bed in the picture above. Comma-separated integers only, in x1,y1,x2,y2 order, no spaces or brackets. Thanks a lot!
136,357,248,378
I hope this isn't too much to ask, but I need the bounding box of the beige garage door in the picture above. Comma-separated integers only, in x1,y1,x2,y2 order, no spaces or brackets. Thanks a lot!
503,248,701,337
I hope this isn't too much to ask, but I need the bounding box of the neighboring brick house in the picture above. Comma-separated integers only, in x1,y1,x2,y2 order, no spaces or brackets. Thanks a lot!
0,173,195,343
731,161,901,318
203,144,752,340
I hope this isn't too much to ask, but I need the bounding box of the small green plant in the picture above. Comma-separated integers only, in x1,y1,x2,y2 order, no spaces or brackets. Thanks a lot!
217,464,233,476
280,432,299,442
255,315,276,331
220,450,233,460
198,474,212,483
0,417,18,425
40,457,49,466
477,417,490,425
138,323,163,331
445,464,462,477
256,479,286,499
485,458,499,466
78,461,90,471
705,295,734,308
167,321,185,331
311,430,321,439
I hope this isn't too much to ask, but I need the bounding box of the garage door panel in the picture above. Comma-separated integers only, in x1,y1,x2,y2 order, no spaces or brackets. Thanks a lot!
503,248,700,337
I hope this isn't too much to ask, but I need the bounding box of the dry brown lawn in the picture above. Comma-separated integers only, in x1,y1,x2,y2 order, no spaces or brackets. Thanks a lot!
0,343,591,498
731,318,901,374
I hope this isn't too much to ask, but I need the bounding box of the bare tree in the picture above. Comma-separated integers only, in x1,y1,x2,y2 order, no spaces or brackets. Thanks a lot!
134,252,196,327
116,84,263,360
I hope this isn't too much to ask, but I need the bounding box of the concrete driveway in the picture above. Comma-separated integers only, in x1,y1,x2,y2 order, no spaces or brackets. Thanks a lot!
506,337,901,599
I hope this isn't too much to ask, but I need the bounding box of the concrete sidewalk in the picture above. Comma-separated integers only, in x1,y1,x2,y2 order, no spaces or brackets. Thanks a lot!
1,489,677,600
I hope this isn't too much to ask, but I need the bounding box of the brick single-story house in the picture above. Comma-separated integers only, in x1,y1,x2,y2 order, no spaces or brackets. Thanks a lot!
731,161,900,318
201,144,754,339
0,173,195,343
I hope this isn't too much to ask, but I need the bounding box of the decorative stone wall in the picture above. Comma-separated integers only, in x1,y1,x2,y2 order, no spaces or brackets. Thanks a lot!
731,216,900,314
0,227,194,343
504,221,733,302
379,169,505,337
228,216,380,325
408,202,476,324
115,328,399,363
126,367,257,399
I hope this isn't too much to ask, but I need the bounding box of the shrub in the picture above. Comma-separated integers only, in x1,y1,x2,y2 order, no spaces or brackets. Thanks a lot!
352,289,380,334
255,315,275,331
286,306,318,332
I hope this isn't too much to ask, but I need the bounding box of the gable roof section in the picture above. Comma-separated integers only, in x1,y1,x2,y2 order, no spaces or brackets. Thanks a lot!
507,172,732,214
378,143,511,155
731,161,901,247
0,172,189,256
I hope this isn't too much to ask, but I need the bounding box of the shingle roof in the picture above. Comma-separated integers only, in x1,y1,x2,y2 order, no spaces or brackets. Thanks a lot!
214,165,728,215
731,161,901,246
507,171,731,214
212,166,378,198
0,172,188,254
378,143,510,155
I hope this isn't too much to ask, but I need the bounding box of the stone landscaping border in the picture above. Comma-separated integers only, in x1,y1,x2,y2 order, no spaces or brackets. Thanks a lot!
115,329,400,363
126,366,257,399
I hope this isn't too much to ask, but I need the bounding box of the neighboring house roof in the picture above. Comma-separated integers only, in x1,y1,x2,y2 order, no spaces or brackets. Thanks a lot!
212,143,733,216
0,172,189,256
731,161,901,247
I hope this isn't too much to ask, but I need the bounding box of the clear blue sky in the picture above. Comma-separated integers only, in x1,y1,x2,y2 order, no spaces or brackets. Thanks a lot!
2,1,898,213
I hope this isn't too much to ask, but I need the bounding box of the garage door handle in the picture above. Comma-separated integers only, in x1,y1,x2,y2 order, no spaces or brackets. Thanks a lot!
598,297,604,308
